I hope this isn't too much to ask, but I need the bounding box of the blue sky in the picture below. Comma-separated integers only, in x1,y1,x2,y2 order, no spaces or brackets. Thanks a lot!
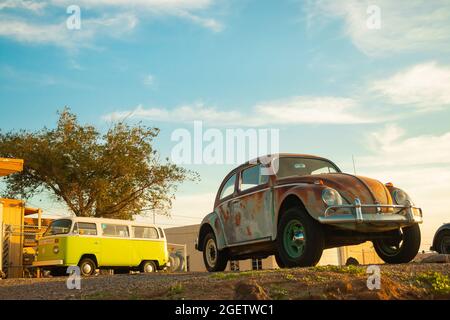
1,0,450,248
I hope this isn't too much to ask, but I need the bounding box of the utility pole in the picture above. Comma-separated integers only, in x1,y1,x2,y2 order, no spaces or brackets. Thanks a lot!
352,155,357,175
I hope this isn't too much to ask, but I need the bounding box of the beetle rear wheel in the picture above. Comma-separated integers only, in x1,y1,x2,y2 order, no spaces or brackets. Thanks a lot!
202,232,228,272
276,207,324,268
373,224,421,263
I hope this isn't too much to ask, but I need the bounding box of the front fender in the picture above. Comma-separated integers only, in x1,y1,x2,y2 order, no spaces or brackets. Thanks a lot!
198,211,227,251
276,184,329,221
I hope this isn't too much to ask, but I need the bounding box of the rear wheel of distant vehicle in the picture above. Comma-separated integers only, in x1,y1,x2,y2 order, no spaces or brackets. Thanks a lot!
373,224,421,264
203,232,228,272
78,257,96,276
142,261,157,273
434,230,450,254
276,207,324,268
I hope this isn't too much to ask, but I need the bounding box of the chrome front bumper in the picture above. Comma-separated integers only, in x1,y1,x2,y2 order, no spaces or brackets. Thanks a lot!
32,259,64,267
318,198,423,225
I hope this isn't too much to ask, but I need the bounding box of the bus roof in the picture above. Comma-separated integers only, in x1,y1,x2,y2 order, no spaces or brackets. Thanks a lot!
53,216,163,229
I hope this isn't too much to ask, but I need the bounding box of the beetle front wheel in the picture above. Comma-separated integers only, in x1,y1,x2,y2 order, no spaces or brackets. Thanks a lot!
276,207,324,268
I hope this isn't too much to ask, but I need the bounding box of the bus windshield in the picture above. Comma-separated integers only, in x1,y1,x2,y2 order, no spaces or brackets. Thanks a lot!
43,219,72,236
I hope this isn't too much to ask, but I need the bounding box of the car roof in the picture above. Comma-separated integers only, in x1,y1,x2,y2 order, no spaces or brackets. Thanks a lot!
234,153,333,172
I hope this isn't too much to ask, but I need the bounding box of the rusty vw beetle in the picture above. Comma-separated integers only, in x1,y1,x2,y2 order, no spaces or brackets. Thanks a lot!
196,154,423,271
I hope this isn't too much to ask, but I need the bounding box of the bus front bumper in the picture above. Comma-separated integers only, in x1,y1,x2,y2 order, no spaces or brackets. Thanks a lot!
32,259,64,267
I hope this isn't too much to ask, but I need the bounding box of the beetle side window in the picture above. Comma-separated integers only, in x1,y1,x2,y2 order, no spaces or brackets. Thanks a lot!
240,165,269,191
220,174,236,199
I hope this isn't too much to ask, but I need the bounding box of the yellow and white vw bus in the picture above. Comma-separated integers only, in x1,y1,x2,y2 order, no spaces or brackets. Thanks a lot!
33,217,169,276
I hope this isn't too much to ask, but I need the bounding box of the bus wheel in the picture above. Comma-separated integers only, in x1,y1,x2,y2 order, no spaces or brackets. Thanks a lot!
142,261,157,273
78,258,96,276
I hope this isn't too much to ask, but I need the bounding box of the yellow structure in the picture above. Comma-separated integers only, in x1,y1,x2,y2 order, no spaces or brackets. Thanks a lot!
0,158,23,177
339,242,384,265
1,158,25,278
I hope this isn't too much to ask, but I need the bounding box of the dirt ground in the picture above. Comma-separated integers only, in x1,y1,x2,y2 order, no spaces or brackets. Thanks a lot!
0,262,449,300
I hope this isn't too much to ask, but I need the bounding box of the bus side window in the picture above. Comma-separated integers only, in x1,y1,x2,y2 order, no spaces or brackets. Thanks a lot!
133,226,158,239
78,222,97,236
102,224,129,238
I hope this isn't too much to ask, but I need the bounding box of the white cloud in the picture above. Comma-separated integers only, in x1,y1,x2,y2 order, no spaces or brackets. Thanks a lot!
0,12,138,48
103,96,380,126
174,10,223,32
0,0,46,12
51,0,221,32
50,0,212,11
253,96,374,125
362,124,450,167
104,103,244,126
307,0,450,56
371,62,450,110
0,0,221,48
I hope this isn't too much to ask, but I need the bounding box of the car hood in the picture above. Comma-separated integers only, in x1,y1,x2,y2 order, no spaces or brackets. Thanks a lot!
280,173,393,205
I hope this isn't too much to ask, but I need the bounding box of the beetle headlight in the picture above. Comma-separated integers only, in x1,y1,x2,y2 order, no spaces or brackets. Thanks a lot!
322,188,343,207
393,189,412,205
53,245,59,254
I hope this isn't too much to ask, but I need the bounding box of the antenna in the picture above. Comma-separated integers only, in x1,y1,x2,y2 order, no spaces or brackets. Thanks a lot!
352,155,357,175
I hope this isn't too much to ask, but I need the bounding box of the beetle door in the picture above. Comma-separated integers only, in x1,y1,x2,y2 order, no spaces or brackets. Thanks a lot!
230,165,273,244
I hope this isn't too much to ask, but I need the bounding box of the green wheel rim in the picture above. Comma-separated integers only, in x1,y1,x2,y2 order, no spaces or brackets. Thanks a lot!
283,219,306,258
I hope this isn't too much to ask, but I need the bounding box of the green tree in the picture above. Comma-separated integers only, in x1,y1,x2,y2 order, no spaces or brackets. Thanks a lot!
0,108,197,219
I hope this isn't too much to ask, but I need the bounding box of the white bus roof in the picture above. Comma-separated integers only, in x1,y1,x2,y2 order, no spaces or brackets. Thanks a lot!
52,216,163,229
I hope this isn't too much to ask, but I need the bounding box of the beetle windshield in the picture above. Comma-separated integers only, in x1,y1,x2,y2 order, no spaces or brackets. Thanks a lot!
43,219,72,236
275,157,340,178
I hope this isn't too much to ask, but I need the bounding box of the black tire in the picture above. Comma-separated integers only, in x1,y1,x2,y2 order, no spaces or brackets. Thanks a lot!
276,207,324,268
141,261,157,273
202,232,228,272
50,267,67,277
113,268,130,275
373,224,421,264
435,230,450,254
78,257,96,276
274,253,286,268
